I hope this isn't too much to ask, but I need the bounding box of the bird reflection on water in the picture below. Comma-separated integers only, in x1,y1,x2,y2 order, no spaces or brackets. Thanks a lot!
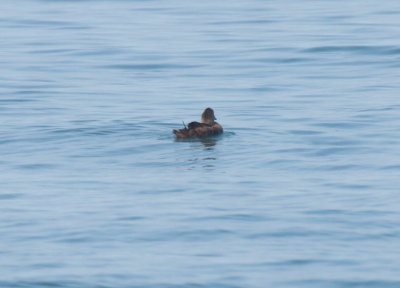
199,137,218,150
174,135,219,149
175,136,221,169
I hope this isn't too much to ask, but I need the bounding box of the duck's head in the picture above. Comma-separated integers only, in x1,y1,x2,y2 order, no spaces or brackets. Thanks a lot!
201,108,217,125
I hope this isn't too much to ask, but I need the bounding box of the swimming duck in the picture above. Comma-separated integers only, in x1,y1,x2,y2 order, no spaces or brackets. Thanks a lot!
173,108,223,139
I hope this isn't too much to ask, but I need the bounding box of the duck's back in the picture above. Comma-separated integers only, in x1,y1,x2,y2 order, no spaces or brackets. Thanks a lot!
173,122,223,139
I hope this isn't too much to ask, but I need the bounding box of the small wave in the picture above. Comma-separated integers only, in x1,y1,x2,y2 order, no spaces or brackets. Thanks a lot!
312,147,367,156
312,121,370,129
250,57,314,64
0,193,23,200
209,19,275,25
0,98,37,103
247,230,330,239
303,45,400,55
0,281,242,288
15,163,56,170
29,48,74,55
290,279,400,288
288,130,323,135
256,258,357,267
189,213,267,223
7,18,89,30
102,63,202,71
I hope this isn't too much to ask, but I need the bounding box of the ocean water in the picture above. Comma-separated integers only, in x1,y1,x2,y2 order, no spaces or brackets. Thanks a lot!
1,0,400,287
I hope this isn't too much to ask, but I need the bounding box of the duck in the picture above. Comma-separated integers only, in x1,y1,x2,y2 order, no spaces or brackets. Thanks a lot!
173,108,223,139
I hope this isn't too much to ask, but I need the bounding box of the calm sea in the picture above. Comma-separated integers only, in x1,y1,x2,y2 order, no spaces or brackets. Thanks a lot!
1,0,400,287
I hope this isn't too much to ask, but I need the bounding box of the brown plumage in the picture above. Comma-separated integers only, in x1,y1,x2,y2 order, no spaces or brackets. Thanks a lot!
173,108,223,139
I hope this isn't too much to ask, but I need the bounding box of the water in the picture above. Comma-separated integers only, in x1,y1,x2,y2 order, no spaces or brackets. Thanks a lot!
1,0,400,287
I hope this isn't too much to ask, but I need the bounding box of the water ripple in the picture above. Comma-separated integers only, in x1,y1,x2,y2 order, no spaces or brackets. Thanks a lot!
2,0,400,287
303,45,400,55
102,63,203,70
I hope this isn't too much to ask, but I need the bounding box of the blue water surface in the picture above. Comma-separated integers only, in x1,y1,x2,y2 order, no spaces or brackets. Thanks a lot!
1,0,400,287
